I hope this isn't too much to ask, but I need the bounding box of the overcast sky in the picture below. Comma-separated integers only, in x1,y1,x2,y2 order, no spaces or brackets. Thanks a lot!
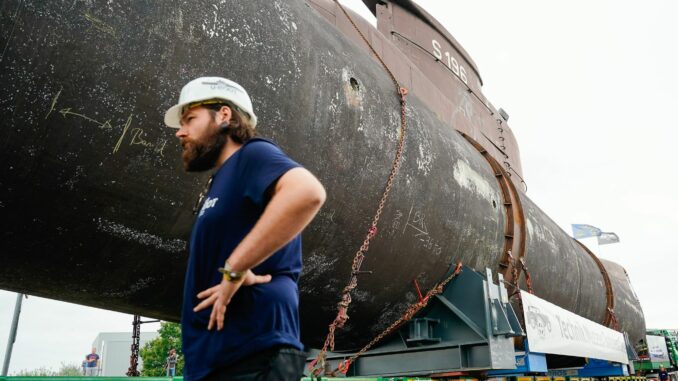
2,0,678,374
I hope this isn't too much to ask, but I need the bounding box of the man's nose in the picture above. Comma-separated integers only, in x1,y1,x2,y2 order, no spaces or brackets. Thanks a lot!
176,125,188,138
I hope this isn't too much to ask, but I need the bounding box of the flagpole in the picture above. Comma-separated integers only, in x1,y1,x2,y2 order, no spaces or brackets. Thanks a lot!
2,293,24,376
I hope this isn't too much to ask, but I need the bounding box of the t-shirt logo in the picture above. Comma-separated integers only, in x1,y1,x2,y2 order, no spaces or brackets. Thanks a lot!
199,197,219,217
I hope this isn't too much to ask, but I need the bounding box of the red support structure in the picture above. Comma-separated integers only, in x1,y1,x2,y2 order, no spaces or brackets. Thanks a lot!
126,315,141,377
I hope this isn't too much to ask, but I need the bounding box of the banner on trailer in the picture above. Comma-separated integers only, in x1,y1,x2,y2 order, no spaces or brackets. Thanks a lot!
646,335,670,362
521,291,628,364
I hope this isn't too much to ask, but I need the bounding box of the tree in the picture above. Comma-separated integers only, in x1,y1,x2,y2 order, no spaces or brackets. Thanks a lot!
56,362,83,376
56,363,82,376
140,322,184,376
14,367,56,376
14,362,82,376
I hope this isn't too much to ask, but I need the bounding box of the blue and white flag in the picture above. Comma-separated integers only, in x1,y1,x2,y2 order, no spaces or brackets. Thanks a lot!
571,224,602,239
597,232,620,245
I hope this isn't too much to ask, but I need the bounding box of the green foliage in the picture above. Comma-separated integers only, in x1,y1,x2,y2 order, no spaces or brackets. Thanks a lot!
14,362,82,376
140,322,184,376
14,367,56,377
56,362,83,376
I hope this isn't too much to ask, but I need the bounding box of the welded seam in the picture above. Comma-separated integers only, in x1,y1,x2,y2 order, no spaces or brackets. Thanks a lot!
501,155,527,280
460,132,526,289
571,238,584,316
574,239,617,329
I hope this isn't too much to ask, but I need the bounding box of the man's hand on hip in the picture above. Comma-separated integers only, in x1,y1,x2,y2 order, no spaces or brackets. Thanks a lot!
193,270,272,331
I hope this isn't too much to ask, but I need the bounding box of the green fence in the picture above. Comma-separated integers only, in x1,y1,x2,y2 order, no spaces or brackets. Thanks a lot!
0,376,432,381
0,377,435,381
0,378,182,381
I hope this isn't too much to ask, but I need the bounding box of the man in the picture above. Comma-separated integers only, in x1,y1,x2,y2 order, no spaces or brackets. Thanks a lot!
84,347,100,376
165,77,326,381
659,366,669,381
165,348,178,377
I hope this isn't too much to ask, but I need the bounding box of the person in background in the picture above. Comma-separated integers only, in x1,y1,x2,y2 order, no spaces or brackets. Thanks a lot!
659,366,669,381
166,348,178,377
84,347,100,376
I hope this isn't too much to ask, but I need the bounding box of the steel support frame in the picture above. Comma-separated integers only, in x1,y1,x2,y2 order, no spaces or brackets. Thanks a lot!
318,266,524,377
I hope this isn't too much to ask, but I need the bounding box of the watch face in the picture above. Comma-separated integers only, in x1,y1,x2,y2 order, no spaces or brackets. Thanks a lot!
228,272,242,280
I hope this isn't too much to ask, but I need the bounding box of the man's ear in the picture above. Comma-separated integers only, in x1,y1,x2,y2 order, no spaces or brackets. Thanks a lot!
217,105,231,133
219,105,232,123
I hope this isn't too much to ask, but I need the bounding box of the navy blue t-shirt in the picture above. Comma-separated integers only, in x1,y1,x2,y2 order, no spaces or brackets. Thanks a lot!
86,353,99,367
660,371,669,381
181,138,303,381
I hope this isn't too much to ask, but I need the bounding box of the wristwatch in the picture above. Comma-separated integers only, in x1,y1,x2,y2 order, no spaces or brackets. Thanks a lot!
218,261,246,283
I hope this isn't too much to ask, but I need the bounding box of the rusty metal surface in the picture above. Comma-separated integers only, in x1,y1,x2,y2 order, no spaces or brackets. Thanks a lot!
460,133,526,289
373,0,482,84
601,259,646,341
575,240,618,329
0,0,645,349
309,0,524,186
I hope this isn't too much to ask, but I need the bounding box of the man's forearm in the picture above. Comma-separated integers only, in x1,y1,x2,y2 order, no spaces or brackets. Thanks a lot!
227,168,325,272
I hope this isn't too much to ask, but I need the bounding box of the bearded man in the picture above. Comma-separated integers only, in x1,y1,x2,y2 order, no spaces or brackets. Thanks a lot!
164,77,326,381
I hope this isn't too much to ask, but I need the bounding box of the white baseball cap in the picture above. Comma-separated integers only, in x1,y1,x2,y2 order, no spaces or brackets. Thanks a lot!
164,76,258,128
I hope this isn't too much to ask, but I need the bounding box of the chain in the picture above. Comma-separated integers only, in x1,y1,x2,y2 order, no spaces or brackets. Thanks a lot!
506,251,520,295
334,264,464,375
608,307,621,331
310,0,409,376
334,0,400,91
519,258,534,294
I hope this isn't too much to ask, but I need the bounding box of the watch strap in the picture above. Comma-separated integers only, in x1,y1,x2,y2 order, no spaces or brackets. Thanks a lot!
218,262,246,283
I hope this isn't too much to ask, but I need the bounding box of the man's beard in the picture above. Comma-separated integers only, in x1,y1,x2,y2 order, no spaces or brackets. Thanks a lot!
181,125,226,172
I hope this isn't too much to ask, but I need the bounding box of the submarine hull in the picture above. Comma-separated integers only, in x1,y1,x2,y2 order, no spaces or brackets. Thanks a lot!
0,0,644,347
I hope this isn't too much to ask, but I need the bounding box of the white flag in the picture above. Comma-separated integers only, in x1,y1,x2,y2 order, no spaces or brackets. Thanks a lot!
597,232,620,245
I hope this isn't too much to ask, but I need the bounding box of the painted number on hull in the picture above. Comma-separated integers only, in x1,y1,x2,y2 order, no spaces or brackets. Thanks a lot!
432,39,468,85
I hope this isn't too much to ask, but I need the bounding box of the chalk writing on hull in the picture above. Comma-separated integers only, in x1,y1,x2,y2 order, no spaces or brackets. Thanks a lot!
130,127,167,157
403,205,443,256
44,88,167,157
58,108,113,129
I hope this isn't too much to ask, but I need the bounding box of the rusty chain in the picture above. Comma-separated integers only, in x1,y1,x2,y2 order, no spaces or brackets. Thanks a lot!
519,258,534,294
333,263,464,375
503,251,535,299
506,251,520,295
310,0,409,376
334,0,400,91
608,307,621,331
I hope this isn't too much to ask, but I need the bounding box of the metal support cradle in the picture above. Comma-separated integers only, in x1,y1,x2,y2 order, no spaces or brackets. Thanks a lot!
311,266,524,377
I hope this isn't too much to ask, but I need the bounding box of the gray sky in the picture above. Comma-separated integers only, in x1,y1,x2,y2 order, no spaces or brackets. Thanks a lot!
2,0,678,374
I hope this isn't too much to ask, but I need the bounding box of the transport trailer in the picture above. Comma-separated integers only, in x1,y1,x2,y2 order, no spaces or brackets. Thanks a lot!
0,270,643,381
304,266,638,380
634,330,678,372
